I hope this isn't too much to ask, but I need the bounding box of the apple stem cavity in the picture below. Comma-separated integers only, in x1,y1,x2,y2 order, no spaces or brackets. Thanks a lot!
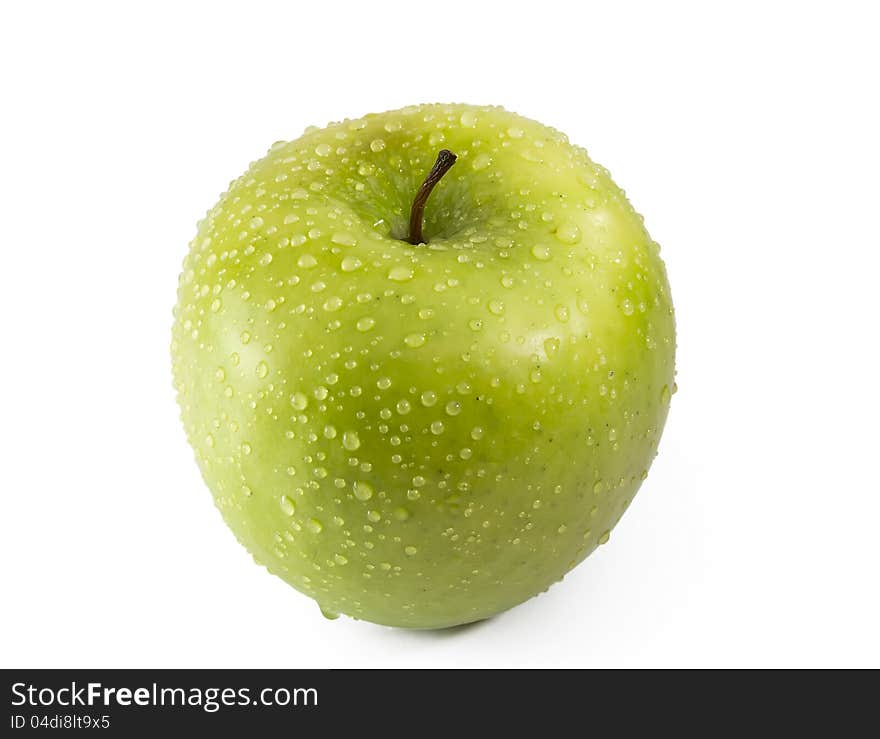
407,149,457,245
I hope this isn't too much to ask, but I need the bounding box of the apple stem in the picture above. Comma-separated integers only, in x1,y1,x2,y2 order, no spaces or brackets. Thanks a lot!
407,149,457,245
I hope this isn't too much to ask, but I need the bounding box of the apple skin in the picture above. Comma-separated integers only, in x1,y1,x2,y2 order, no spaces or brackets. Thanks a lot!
171,104,675,628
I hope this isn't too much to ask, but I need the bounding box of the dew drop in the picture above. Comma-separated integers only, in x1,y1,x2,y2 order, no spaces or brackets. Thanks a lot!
531,244,552,261
472,153,491,170
331,232,357,247
280,495,296,516
404,332,426,348
255,361,269,379
388,265,414,282
342,431,361,451
323,296,343,312
555,222,581,244
353,480,374,501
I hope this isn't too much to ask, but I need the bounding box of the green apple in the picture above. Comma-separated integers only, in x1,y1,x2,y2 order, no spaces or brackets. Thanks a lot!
171,103,675,629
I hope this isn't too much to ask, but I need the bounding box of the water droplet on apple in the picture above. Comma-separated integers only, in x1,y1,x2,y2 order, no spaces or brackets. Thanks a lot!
472,153,491,171
331,232,357,246
404,333,426,348
353,480,374,501
531,244,551,261
599,530,611,545
280,495,296,516
323,296,343,312
388,265,413,282
404,545,418,556
488,299,505,315
356,317,375,332
290,392,309,410
445,401,461,416
430,421,445,435
307,518,324,534
341,255,362,272
342,431,361,451
555,221,581,244
420,390,437,407
255,361,269,379
622,299,635,316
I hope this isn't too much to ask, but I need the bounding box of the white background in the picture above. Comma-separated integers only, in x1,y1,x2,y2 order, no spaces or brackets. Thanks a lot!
2,1,878,668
